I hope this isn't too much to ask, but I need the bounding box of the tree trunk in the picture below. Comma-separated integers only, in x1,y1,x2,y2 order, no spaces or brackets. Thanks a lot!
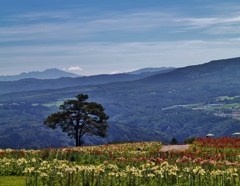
75,127,79,147
79,135,82,146
77,125,84,146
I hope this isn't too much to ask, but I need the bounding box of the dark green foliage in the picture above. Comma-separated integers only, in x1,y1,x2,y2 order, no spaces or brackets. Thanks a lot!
170,138,178,145
44,94,109,146
0,104,74,149
1,57,240,148
182,137,196,144
107,140,133,144
0,70,170,95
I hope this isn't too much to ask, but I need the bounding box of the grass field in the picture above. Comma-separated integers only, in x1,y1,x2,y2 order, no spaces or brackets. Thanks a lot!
218,95,240,101
0,176,25,186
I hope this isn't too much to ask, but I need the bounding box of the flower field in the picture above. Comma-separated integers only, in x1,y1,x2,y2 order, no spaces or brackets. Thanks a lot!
0,138,240,186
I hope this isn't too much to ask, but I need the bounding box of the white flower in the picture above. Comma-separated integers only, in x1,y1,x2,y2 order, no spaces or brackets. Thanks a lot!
40,172,48,178
23,167,35,173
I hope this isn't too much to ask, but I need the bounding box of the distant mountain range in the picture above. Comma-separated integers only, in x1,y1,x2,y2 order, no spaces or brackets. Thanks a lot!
0,68,81,81
0,67,174,82
0,57,240,149
0,67,175,95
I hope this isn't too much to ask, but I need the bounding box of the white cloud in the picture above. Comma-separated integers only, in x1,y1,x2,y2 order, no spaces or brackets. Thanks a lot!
176,15,240,30
1,38,240,76
0,10,171,43
1,3,240,76
68,66,82,71
1,5,240,44
110,71,119,74
2,11,71,22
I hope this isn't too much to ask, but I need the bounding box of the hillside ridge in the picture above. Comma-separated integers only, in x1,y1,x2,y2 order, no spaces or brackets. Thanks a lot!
0,56,240,149
0,68,80,81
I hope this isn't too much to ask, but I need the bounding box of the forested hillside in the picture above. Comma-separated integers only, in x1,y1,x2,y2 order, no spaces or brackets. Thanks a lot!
0,68,173,95
0,57,240,149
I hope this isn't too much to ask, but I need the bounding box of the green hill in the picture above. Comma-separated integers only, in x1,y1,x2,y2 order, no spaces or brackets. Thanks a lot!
0,57,240,148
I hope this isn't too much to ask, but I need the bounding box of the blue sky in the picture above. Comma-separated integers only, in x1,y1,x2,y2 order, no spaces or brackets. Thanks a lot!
1,0,240,76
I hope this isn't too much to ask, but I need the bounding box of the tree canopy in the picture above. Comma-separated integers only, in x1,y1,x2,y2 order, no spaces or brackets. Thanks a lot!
44,94,109,146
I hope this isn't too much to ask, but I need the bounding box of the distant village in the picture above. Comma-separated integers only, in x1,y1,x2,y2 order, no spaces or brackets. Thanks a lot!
193,103,240,120
170,101,240,121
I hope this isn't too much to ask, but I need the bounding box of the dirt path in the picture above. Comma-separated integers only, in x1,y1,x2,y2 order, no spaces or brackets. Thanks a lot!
160,144,190,152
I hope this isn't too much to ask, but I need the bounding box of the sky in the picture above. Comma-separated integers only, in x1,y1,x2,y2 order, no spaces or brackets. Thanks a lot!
1,0,240,76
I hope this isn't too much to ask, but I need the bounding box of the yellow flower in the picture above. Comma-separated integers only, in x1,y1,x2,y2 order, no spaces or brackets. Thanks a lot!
6,148,13,153
183,167,191,173
108,172,116,176
147,173,155,178
40,172,48,178
57,172,63,177
161,161,169,167
211,170,224,176
23,167,35,173
17,158,27,165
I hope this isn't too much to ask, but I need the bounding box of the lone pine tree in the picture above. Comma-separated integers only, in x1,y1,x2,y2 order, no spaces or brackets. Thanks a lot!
44,94,109,146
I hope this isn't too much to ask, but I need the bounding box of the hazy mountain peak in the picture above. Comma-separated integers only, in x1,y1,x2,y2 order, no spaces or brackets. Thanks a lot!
0,68,81,81
128,67,175,74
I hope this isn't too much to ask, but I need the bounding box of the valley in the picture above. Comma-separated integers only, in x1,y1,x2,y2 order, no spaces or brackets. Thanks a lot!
164,95,240,121
0,57,240,149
